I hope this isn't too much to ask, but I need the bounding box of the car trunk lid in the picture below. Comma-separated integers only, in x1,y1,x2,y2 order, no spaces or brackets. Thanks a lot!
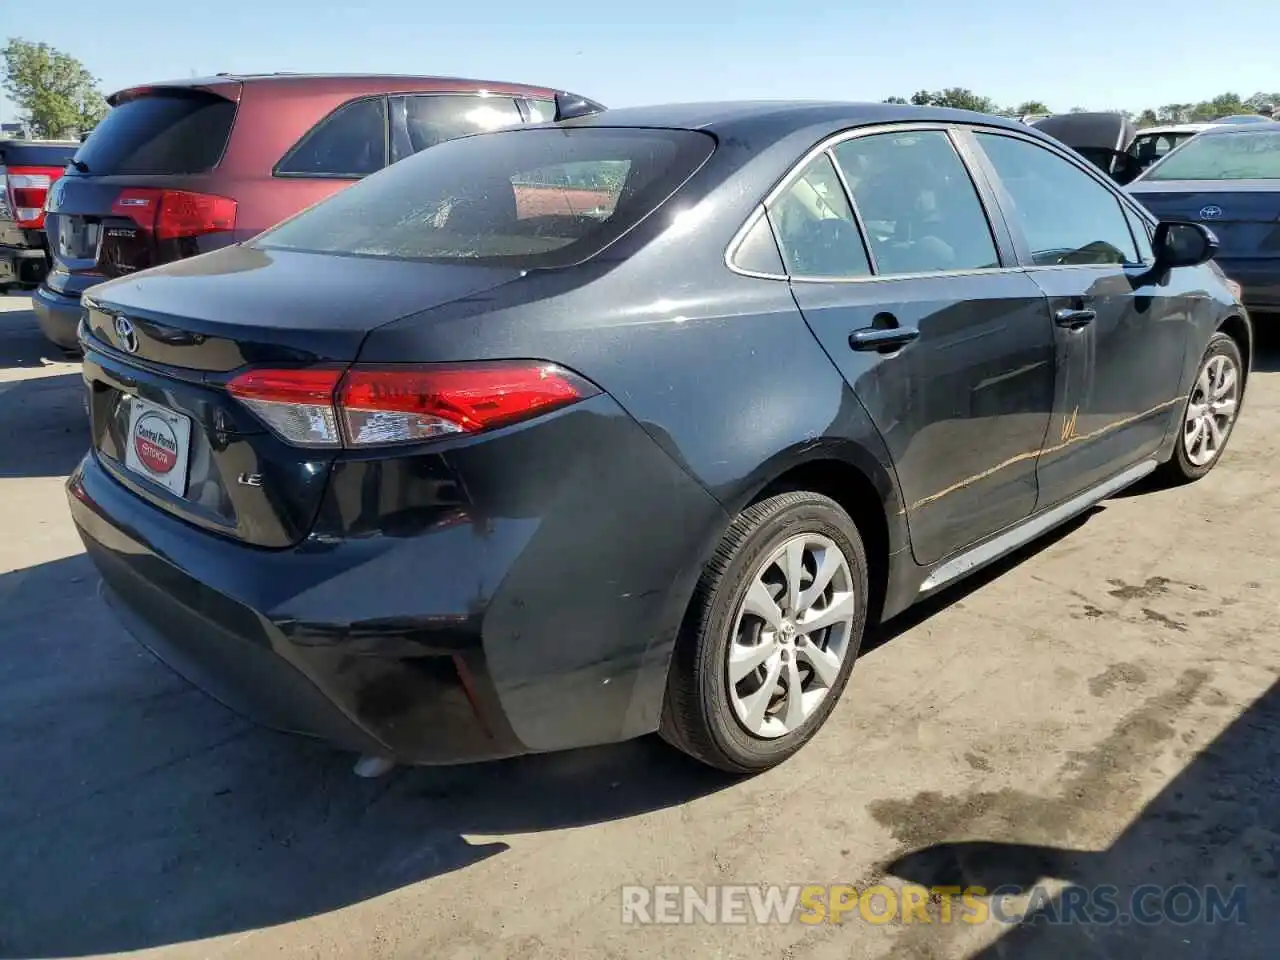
81,247,526,547
1128,181,1280,258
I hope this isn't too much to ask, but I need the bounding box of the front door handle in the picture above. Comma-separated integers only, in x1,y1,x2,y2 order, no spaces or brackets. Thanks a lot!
1054,307,1096,329
849,326,920,351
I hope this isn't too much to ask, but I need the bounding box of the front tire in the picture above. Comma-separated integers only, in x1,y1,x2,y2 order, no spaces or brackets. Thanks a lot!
660,492,869,774
1157,332,1244,484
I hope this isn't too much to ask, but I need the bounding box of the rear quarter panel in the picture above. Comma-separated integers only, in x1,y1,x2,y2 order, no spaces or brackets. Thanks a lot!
358,151,914,737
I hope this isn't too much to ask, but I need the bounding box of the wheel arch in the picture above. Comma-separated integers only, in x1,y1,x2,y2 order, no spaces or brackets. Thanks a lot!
1217,312,1253,384
710,440,909,630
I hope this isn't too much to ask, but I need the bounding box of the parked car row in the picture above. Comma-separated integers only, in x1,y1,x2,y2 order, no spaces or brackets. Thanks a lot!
32,73,603,351
64,97,1252,774
1032,111,1280,317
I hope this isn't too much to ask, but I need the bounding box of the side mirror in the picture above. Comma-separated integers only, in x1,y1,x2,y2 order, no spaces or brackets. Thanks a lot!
1153,220,1218,269
553,92,606,123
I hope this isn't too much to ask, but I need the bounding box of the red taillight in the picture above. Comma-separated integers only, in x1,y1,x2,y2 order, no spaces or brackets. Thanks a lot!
226,367,345,448
111,187,237,241
226,362,598,449
3,166,62,228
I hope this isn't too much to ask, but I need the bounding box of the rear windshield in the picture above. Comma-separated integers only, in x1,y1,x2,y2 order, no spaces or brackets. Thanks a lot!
70,91,237,176
0,142,77,167
255,127,716,268
1142,130,1280,181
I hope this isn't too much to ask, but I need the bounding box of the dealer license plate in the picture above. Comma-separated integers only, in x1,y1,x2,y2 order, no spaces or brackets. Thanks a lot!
123,396,192,496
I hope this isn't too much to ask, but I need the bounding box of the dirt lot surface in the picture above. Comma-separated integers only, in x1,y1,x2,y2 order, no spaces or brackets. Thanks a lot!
1,293,1276,959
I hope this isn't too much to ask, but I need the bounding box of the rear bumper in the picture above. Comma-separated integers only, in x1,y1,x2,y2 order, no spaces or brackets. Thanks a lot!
70,454,535,763
32,283,82,350
1216,258,1280,314
67,394,728,764
0,243,49,286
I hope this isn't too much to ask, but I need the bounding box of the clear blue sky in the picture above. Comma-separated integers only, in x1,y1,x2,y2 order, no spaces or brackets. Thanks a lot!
4,0,1279,123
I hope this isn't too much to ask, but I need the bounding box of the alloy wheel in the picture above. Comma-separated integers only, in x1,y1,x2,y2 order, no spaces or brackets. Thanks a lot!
1184,353,1240,468
726,533,857,739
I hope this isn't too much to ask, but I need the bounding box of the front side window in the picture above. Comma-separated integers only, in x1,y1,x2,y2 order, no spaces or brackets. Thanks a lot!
975,133,1139,266
767,154,871,279
277,97,387,177
257,127,714,269
832,130,999,276
1140,130,1280,181
390,95,523,163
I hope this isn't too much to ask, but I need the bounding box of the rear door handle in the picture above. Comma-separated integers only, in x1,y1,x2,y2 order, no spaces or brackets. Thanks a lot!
1054,307,1096,329
849,326,920,351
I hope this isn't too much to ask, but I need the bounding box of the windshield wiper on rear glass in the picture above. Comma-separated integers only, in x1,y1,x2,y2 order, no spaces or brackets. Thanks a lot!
70,159,89,173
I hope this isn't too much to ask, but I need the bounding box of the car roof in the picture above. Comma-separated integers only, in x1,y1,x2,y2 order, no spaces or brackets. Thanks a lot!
1195,122,1280,137
557,100,1030,140
0,138,79,147
1137,123,1215,135
108,72,564,105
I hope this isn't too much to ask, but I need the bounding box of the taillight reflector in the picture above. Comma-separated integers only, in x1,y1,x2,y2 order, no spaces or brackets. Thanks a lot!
226,367,345,448
111,187,237,241
226,362,598,448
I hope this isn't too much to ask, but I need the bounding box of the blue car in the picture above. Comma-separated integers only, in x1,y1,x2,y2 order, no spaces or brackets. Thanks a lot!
1128,124,1280,316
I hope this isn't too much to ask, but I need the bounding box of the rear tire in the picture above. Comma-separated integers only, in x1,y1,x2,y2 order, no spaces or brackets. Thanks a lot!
660,492,869,774
1156,332,1244,485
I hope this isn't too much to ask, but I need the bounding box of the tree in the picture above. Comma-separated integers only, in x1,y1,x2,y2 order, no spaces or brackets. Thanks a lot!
1,38,107,138
883,96,908,104
1186,92,1248,121
1016,100,1050,115
1137,108,1159,127
906,88,997,113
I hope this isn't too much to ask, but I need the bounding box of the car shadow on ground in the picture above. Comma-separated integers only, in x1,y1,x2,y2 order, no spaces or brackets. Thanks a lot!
1250,327,1280,373
0,553,738,958
861,510,1094,656
0,504,1099,957
0,300,70,370
885,679,1280,957
0,368,88,479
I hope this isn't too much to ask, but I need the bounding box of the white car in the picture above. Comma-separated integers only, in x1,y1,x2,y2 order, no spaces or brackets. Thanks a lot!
1128,123,1218,169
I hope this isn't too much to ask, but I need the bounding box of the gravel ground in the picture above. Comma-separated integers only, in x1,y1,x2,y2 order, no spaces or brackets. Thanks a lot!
1,293,1276,959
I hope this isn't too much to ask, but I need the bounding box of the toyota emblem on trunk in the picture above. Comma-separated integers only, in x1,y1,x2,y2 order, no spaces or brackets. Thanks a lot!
113,316,139,353
1199,205,1223,220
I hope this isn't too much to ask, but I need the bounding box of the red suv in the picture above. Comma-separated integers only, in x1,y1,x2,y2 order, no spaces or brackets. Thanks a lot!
35,73,602,351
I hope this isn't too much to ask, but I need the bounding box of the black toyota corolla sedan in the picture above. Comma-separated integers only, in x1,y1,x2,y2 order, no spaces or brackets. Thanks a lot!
67,101,1251,774
1127,122,1280,317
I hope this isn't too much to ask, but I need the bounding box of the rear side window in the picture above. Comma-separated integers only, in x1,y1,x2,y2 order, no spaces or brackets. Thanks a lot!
389,95,523,163
768,154,871,278
256,127,715,269
976,132,1139,266
71,92,236,176
526,99,556,123
833,131,999,276
277,97,388,178
731,212,786,275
